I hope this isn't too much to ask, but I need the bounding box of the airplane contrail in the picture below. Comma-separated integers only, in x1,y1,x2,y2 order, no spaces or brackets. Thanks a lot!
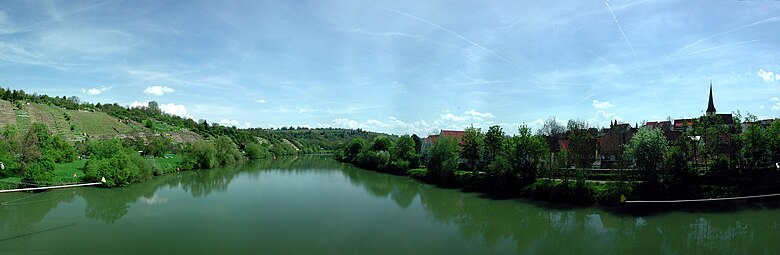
605,0,637,64
674,15,780,55
687,40,758,55
374,5,549,86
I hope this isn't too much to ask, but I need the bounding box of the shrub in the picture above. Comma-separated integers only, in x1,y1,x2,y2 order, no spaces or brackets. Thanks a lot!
84,152,140,187
181,140,216,170
23,155,55,184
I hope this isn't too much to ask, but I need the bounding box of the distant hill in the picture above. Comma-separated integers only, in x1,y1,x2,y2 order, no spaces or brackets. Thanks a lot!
248,127,395,153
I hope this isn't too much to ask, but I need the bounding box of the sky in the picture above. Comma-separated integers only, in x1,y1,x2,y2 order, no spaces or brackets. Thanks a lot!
1,0,779,136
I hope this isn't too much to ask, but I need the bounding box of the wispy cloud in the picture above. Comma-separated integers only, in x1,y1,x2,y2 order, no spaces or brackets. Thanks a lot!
674,15,780,55
344,28,420,39
687,40,758,55
374,5,548,85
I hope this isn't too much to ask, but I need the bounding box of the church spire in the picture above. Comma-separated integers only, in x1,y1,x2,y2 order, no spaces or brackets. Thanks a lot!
706,81,716,116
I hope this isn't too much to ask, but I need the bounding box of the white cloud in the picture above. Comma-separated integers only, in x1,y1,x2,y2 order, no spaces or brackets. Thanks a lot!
771,97,780,102
323,111,507,136
758,69,780,83
159,103,191,118
441,113,468,122
129,101,148,108
588,110,623,128
772,103,780,111
80,87,109,95
244,122,252,128
255,99,266,103
464,109,495,119
143,85,175,96
760,105,765,110
592,100,615,109
219,119,240,127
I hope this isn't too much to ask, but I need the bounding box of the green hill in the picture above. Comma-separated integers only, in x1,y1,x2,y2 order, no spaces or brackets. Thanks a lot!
0,99,201,143
0,88,392,154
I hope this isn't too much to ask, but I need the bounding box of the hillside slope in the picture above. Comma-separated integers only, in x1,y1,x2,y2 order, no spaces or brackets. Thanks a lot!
0,99,201,143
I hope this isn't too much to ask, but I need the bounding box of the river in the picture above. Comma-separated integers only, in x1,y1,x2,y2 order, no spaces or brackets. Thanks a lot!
1,156,778,254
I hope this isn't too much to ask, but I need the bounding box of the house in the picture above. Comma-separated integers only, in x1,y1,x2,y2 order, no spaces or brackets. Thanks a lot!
420,130,467,153
597,122,635,168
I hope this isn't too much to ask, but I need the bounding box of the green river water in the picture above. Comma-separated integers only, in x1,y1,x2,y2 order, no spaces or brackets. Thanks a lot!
1,156,778,254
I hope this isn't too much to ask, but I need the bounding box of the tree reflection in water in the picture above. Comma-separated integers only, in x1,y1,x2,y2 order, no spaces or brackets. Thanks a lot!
1,156,778,254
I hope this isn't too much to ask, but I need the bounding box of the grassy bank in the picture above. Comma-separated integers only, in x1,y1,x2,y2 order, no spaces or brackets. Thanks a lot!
398,167,629,206
0,155,184,190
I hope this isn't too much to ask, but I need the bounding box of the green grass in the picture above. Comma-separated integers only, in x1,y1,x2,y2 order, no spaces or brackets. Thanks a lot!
152,155,183,174
14,108,30,132
34,103,76,140
69,110,136,135
53,159,87,184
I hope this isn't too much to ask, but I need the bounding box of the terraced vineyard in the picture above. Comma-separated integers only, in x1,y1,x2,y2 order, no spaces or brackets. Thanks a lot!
28,103,76,140
0,100,16,127
0,99,203,143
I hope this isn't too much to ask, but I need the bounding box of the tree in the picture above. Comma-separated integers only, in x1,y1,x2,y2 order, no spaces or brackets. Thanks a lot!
623,127,668,184
23,155,55,184
567,120,596,168
392,135,418,169
82,139,152,187
425,136,460,184
213,136,243,166
411,134,422,155
691,114,728,163
461,126,483,172
244,142,270,159
343,138,366,162
370,136,392,152
767,120,780,164
507,126,549,187
182,140,217,170
662,146,697,197
18,123,45,175
483,125,505,167
145,135,173,158
740,122,769,169
538,116,565,152
148,101,161,115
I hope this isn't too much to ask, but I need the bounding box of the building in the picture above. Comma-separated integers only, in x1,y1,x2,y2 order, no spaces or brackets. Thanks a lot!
420,130,467,153
597,122,636,168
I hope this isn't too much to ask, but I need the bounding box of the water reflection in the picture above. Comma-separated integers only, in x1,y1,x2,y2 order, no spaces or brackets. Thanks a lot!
1,156,778,254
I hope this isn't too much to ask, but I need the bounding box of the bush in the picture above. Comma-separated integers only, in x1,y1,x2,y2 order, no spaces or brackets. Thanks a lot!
592,182,631,206
244,142,270,159
181,140,216,170
213,136,243,166
407,168,428,180
23,155,55,184
84,152,141,187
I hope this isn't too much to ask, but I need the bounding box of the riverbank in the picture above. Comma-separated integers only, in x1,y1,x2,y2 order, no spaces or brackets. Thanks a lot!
353,164,628,206
5,156,777,254
0,155,183,191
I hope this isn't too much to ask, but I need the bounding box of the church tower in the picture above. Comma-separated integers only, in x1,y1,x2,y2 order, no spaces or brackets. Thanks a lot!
706,81,716,116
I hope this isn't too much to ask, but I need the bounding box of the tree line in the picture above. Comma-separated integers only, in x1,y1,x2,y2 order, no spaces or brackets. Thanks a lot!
336,114,780,205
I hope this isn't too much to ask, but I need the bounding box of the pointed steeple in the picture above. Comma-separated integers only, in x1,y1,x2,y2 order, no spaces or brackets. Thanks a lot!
706,81,716,116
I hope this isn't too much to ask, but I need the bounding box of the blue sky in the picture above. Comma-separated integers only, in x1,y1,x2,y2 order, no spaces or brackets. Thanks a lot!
1,0,779,135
